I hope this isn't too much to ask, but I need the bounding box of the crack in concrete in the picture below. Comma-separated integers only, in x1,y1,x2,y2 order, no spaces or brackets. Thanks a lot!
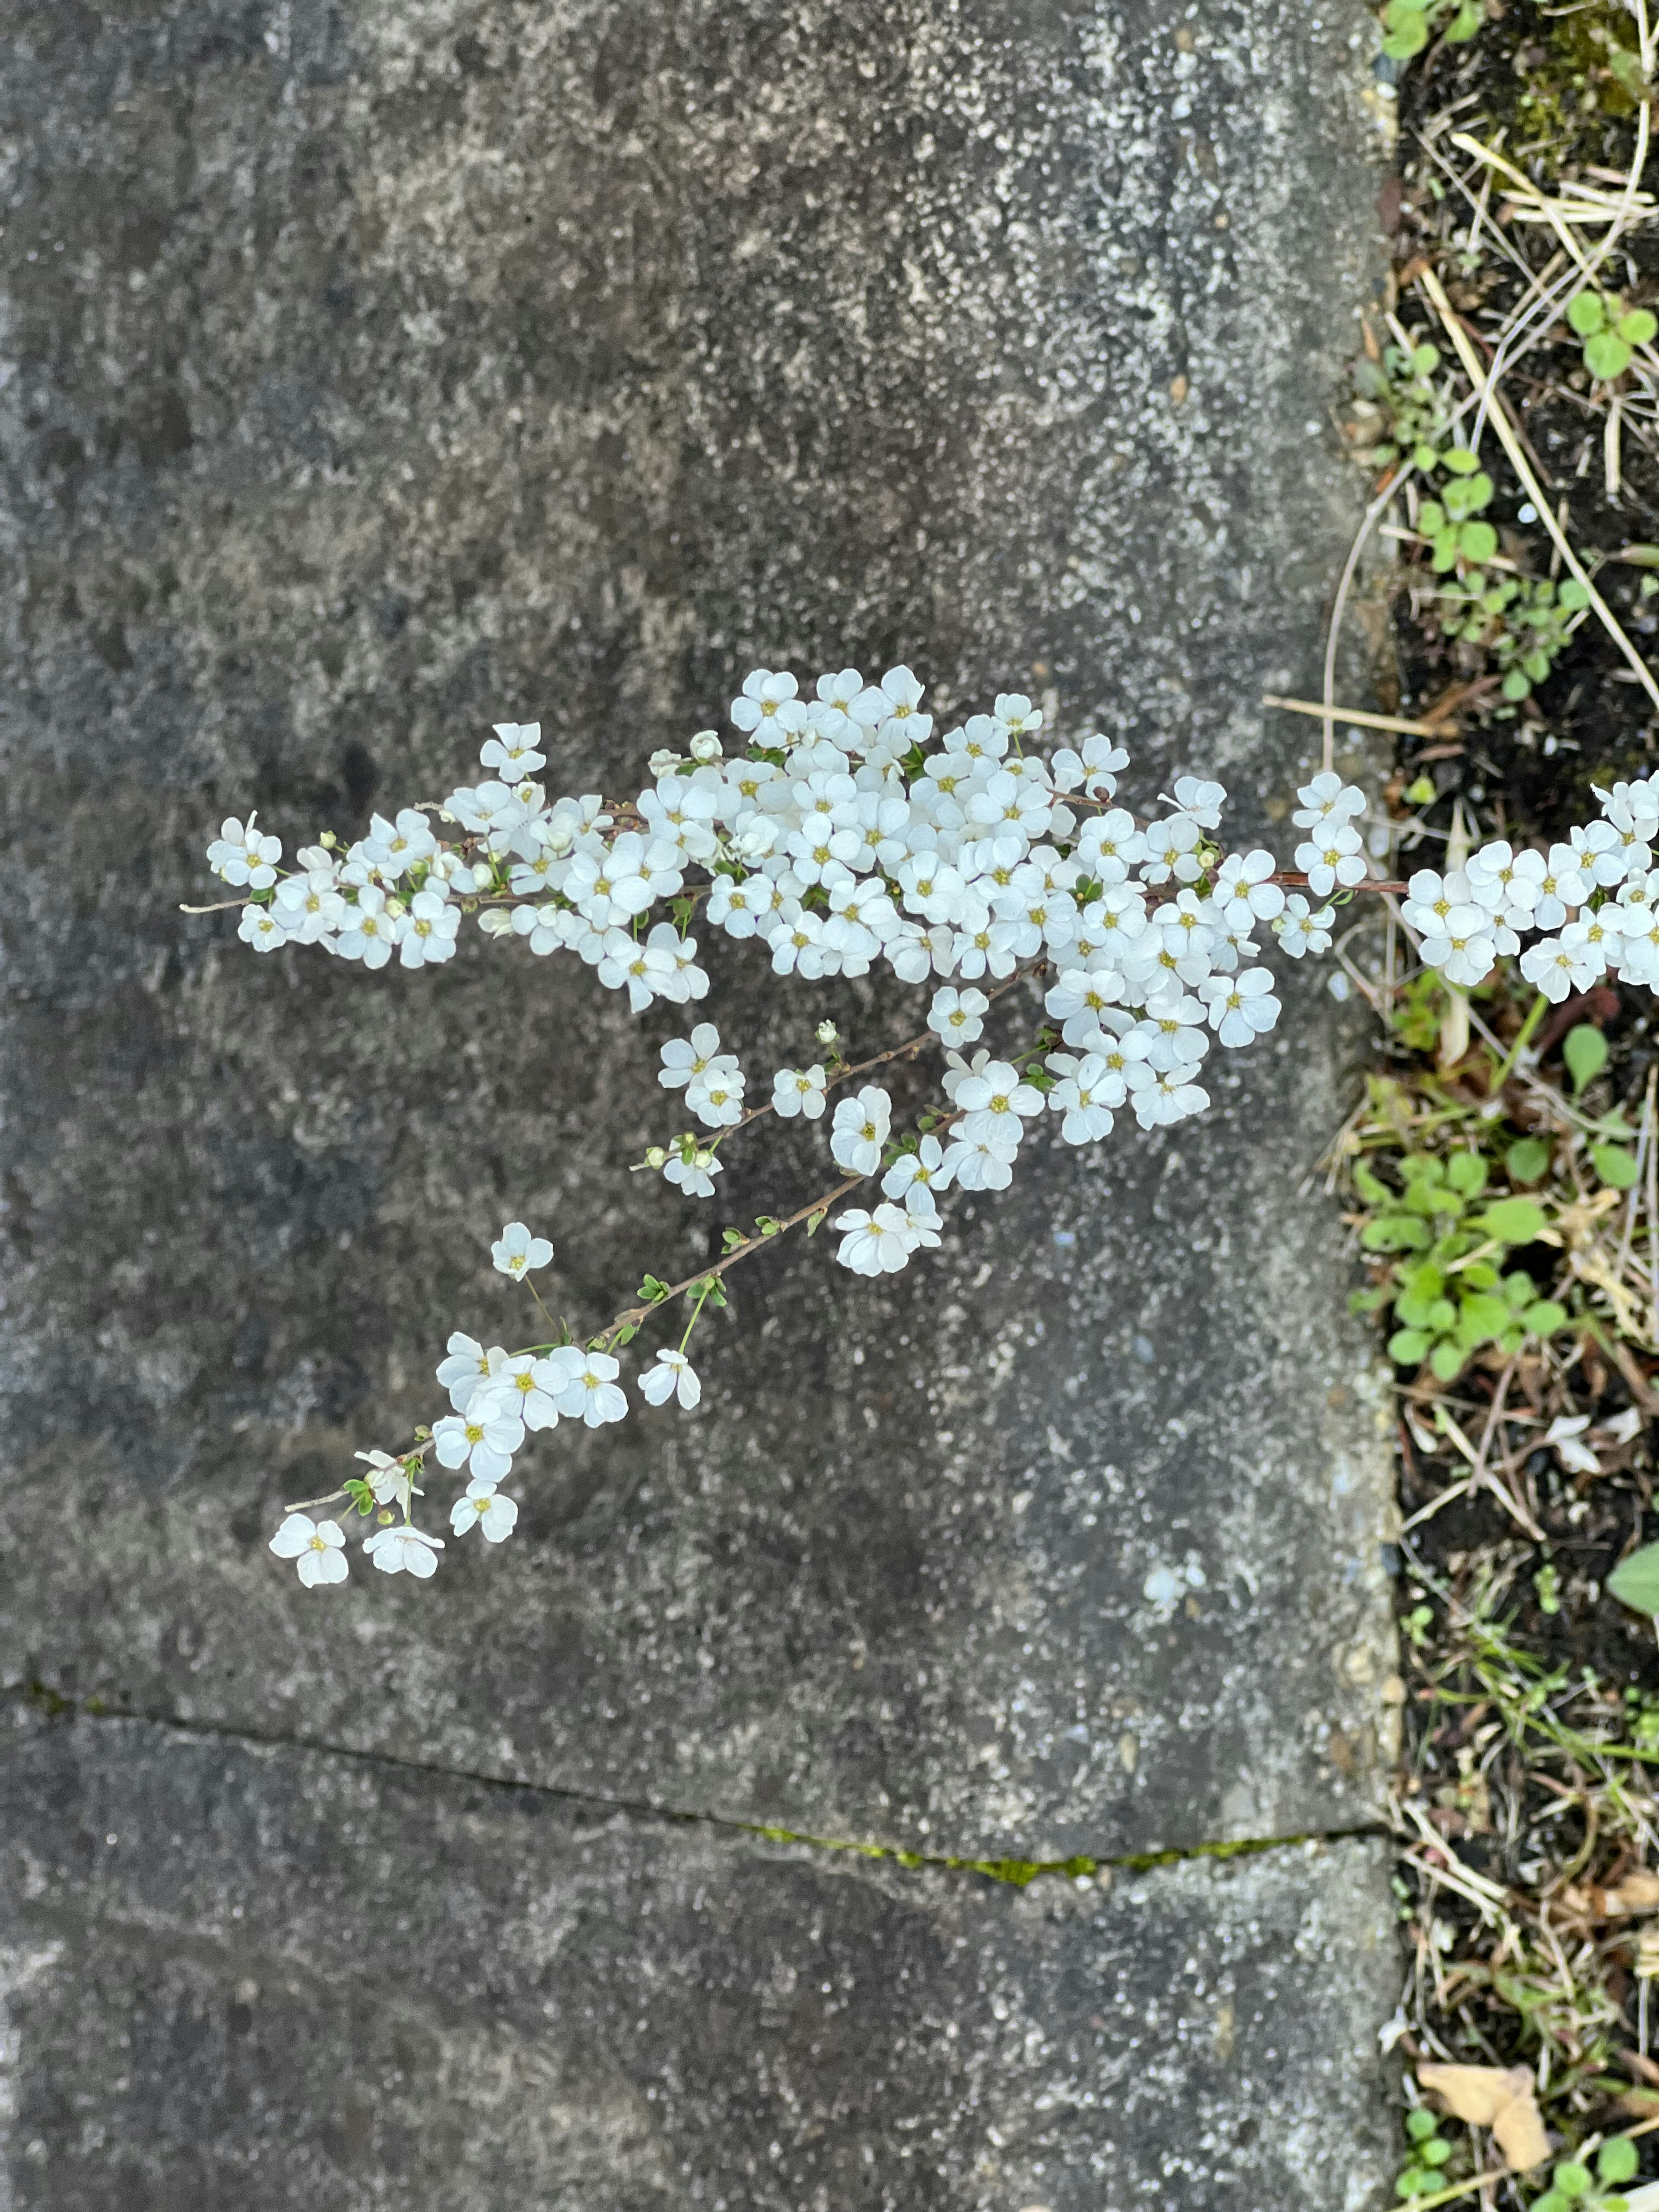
5,1678,1387,1885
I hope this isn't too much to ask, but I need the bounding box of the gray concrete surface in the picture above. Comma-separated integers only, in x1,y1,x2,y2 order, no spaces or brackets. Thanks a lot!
0,0,1400,2200
0,1701,1398,2211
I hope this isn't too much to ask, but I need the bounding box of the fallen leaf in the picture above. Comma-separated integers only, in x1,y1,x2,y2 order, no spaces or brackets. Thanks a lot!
1417,2063,1550,2171
1599,1407,1646,1446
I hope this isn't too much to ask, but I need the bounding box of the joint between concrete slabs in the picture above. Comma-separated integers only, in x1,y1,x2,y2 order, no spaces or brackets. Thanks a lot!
6,1678,1388,1888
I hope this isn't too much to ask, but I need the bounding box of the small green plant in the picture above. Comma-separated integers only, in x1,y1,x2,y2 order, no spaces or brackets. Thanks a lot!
1351,1151,1568,1381
1417,448,1497,572
1531,2135,1639,2212
1351,339,1452,470
1432,568,1590,701
1395,2106,1457,2198
1567,291,1657,383
1379,0,1484,62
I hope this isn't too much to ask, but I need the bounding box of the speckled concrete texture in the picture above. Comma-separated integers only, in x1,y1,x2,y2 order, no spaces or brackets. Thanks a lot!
2,0,1398,2197
0,1702,1397,2210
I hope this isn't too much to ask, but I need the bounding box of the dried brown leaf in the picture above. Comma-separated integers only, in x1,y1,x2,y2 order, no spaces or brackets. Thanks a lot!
1417,2063,1549,2171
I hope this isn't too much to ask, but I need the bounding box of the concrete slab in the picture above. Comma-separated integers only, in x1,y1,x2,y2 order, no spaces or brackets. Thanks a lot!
0,1699,1397,2211
1,0,1394,1862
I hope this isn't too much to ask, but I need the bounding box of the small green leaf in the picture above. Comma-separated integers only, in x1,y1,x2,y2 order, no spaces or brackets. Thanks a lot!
805,1208,827,1238
1586,329,1634,380
1501,669,1532,701
1382,17,1430,54
1599,2138,1640,2186
1430,1340,1465,1382
1609,1541,1659,1616
1458,1291,1513,1344
1609,45,1649,95
1362,1215,1433,1251
1461,519,1497,563
1446,1152,1487,1197
1594,1141,1641,1189
1459,1261,1499,1291
1564,1022,1610,1094
1554,2164,1593,2201
1477,1197,1547,1242
1353,1160,1393,1205
1506,1137,1550,1184
1405,2110,1440,2145
1411,343,1441,375
1388,1328,1430,1366
1568,291,1607,337
1522,1299,1567,1337
1443,446,1480,475
1621,308,1659,346
636,1274,673,1304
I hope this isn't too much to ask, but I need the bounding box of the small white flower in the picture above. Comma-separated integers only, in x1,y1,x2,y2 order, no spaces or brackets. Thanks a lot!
487,1352,565,1431
1294,822,1366,898
363,1525,445,1578
881,1133,953,1199
640,1348,702,1409
1171,774,1226,828
1199,967,1281,1048
492,1220,553,1279
772,1064,829,1119
926,985,990,1046
663,1147,722,1198
354,1449,418,1510
207,812,282,889
540,1346,629,1426
480,721,547,775
1213,850,1285,926
832,1201,922,1275
1048,1054,1115,1143
268,1513,348,1587
432,1405,525,1482
1275,895,1335,958
954,1060,1044,1147
337,886,401,969
450,1478,520,1542
397,888,461,968
940,1134,1018,1190
435,1332,498,1413
659,1024,723,1090
1290,772,1366,830
687,1057,746,1128
830,1085,892,1175
238,903,286,953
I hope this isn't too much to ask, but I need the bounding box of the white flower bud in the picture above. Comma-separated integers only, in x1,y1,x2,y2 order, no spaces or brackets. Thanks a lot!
689,730,723,763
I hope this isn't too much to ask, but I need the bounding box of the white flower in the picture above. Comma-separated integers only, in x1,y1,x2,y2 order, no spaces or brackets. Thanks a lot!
731,668,808,737
1290,772,1365,830
273,869,346,943
354,1449,419,1510
1048,1054,1115,1143
830,1085,892,1176
1420,925,1498,989
1213,849,1285,925
851,664,932,749
596,925,676,1010
954,1060,1044,1147
397,889,460,968
486,1352,565,1431
481,722,546,775
660,1025,723,1089
435,1332,498,1413
1294,822,1366,897
207,813,282,889
689,730,723,764
363,1525,445,1577
238,903,286,953
1520,934,1592,1002
268,1513,348,1587
540,1346,628,1426
1276,894,1335,958
362,807,439,877
772,1064,828,1119
432,1405,524,1481
640,1348,702,1408
1171,774,1227,828
687,1057,746,1128
337,887,400,968
927,985,990,1046
1199,967,1281,1047
1535,844,1590,930
492,1220,553,1279
450,1479,520,1542
881,1133,953,1199
831,1201,929,1276
940,1134,1017,1190
664,1146,722,1198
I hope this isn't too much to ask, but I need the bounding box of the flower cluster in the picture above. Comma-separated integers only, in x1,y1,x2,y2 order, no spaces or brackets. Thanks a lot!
218,664,1365,1589
1404,779,1659,1001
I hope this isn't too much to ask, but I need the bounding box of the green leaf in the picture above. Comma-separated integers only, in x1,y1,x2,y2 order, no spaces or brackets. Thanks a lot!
1432,527,1461,572
1382,16,1430,54
1353,1160,1393,1205
1446,0,1482,34
1388,1328,1431,1366
1459,1261,1500,1291
1568,291,1607,337
1430,1340,1466,1382
1458,1292,1514,1344
1405,2110,1440,2144
1621,308,1659,346
1554,2164,1593,2201
1443,446,1480,475
1564,1022,1610,1094
1476,1197,1547,1242
1560,577,1591,609
1507,1136,1550,1183
1594,1141,1641,1189
1609,45,1649,95
1522,1299,1567,1337
1362,1215,1432,1251
1600,2138,1640,2186
1586,329,1634,380
1446,1152,1487,1197
1417,499,1446,534
1411,343,1441,375
1460,519,1498,564
636,1274,672,1304
1608,1540,1659,1615
1501,1269,1536,1307
1501,669,1532,701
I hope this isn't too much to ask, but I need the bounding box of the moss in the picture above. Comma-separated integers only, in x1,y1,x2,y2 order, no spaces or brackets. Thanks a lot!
744,1819,1363,1887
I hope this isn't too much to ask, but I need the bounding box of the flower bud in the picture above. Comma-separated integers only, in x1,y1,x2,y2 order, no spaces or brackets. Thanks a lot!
689,730,722,763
